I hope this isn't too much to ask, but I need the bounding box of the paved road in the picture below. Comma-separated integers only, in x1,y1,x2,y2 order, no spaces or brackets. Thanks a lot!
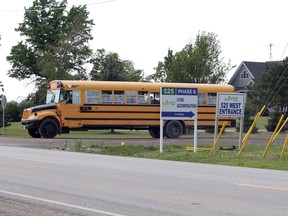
0,146,287,216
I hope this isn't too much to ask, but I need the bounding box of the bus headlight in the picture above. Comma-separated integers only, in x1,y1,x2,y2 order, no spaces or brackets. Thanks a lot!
28,113,38,120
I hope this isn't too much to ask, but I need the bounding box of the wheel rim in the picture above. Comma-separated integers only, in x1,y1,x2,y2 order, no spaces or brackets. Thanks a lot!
40,119,59,138
165,121,183,138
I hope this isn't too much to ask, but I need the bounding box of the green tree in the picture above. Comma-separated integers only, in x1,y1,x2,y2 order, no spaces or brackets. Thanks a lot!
26,84,48,106
7,0,94,103
0,81,3,96
148,31,234,83
265,110,287,132
5,101,28,122
90,49,143,81
249,59,288,131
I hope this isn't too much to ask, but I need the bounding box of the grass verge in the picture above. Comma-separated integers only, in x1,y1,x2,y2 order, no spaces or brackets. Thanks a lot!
2,122,151,138
67,140,288,171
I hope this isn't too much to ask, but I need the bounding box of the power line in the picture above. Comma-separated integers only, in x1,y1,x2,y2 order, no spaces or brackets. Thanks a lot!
86,0,116,5
281,42,288,59
263,64,288,109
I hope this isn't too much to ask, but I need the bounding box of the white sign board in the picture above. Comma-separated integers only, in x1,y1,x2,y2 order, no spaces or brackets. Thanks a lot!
216,93,245,117
161,87,198,120
160,87,198,153
215,93,245,149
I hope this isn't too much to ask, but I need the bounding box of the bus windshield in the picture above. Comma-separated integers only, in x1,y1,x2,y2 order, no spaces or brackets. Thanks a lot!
46,89,63,104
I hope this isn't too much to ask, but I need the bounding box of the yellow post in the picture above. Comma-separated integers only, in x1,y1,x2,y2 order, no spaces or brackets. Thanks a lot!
263,115,284,158
280,134,288,159
241,105,266,143
258,105,266,116
238,105,266,156
270,117,288,143
210,121,227,156
238,112,260,156
264,117,288,157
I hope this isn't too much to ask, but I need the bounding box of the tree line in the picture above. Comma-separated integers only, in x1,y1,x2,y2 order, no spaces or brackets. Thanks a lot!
0,0,287,132
3,0,232,105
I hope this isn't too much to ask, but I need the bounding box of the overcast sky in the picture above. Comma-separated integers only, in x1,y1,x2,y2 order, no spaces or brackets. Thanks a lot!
1,0,287,102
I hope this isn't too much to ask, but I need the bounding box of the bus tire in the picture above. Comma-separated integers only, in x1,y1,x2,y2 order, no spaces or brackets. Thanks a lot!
165,120,183,138
39,118,59,138
149,127,160,138
28,128,42,138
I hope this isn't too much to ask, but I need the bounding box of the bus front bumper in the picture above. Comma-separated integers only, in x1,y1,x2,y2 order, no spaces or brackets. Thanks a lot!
21,120,41,129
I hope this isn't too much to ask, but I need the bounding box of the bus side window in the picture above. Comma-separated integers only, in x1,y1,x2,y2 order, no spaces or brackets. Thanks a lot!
72,90,81,105
114,91,124,104
65,91,73,104
102,90,112,104
85,90,100,104
59,90,64,102
198,92,206,105
138,91,148,104
126,91,136,104
150,92,160,104
208,93,217,105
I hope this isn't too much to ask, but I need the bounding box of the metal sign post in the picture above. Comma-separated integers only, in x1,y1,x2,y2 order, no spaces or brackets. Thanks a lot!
1,95,7,136
160,87,198,153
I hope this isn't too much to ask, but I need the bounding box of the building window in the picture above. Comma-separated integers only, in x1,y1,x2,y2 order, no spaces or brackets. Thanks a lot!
240,71,249,79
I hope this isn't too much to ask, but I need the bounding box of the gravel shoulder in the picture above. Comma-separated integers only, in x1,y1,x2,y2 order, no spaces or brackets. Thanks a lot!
0,131,286,150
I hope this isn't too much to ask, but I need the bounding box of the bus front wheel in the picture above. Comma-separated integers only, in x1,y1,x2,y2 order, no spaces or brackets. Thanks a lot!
149,127,160,138
165,120,183,138
28,128,42,138
39,118,59,138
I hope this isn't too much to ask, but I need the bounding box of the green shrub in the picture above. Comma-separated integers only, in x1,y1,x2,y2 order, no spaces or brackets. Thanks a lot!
265,110,287,132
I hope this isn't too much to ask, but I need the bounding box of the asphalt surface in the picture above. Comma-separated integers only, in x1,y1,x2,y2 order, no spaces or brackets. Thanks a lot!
0,146,288,216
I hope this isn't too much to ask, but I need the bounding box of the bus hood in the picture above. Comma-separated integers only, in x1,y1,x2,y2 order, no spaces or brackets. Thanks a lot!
31,103,57,112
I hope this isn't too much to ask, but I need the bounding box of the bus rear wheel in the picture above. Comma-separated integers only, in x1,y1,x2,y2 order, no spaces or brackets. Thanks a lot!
28,128,42,138
165,120,183,138
39,118,59,138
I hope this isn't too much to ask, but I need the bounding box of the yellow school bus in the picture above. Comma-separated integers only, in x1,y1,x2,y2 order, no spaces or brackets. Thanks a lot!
21,80,236,138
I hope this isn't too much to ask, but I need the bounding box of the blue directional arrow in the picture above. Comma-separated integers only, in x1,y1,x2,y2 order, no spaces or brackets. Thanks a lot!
161,111,195,118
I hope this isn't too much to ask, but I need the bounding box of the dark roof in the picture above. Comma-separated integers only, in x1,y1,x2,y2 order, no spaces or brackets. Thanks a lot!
242,61,281,83
242,61,265,83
